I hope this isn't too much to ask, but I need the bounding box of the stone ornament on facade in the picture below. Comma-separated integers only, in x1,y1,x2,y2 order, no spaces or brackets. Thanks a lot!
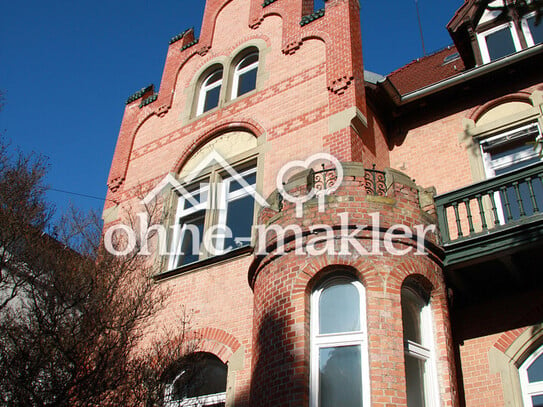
327,75,354,95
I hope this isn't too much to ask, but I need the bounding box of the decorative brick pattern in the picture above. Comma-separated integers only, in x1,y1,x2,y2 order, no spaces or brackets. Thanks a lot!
248,169,459,407
100,0,543,406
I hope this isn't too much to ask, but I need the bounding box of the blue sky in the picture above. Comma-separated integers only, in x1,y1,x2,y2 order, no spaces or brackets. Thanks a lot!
0,0,463,218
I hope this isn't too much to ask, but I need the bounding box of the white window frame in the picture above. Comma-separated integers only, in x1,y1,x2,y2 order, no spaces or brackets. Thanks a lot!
214,166,257,254
310,276,370,407
231,52,259,99
197,68,223,115
521,12,542,47
402,287,440,407
480,123,541,177
519,344,543,407
165,388,226,407
168,182,209,270
477,21,523,63
480,123,542,224
168,162,257,270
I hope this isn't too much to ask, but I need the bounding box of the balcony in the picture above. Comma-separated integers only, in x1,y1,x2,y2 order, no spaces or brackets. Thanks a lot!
435,162,543,339
435,162,543,267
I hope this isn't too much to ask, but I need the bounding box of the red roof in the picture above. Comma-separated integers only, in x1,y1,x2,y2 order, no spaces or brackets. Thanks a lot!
387,46,466,95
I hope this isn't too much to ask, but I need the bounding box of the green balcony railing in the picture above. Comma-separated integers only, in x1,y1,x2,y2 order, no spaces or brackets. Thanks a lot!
435,162,543,245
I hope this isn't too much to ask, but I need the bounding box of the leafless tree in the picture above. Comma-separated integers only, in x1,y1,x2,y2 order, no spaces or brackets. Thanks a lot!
0,140,196,406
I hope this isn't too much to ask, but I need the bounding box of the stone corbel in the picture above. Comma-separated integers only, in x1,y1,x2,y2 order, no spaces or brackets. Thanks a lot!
418,186,437,212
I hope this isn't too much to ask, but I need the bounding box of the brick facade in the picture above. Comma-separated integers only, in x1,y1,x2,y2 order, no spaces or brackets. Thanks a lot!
104,0,543,405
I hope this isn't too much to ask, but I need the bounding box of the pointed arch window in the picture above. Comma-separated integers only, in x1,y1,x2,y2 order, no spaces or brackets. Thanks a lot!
310,275,370,407
197,68,223,115
520,344,543,407
231,52,258,99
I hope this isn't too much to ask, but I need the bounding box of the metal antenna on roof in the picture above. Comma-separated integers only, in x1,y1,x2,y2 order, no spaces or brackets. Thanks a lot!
414,0,427,56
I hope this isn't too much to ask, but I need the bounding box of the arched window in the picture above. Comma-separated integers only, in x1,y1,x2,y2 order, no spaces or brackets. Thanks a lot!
167,131,260,270
520,344,543,407
231,52,258,99
197,68,223,115
310,275,370,407
168,161,257,269
165,353,227,407
401,286,439,407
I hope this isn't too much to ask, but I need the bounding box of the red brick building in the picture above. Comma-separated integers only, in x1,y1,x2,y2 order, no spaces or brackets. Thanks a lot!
104,0,543,406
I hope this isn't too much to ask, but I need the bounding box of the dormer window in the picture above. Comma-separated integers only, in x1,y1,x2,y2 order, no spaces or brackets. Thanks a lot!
448,1,543,68
197,68,223,115
477,22,522,63
522,13,543,47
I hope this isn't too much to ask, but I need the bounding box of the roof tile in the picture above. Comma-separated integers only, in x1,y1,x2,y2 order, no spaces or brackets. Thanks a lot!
387,46,465,95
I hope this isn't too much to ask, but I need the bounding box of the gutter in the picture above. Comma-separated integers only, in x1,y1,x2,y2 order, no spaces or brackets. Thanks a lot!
379,43,543,106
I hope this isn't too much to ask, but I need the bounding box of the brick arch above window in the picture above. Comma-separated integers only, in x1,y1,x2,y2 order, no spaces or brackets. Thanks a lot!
286,259,372,300
192,327,243,364
488,324,543,406
460,89,543,184
178,131,257,179
172,120,266,175
468,92,534,124
401,274,435,302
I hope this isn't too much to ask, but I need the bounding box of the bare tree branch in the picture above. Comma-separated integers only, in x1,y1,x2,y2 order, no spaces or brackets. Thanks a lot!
0,140,195,406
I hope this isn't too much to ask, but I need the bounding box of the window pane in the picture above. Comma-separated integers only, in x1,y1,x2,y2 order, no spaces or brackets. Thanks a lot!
405,354,426,407
237,68,258,97
172,355,227,400
238,54,258,70
204,85,221,112
528,352,543,383
183,186,208,211
533,395,543,407
175,212,205,267
485,28,516,61
319,282,360,334
229,171,256,193
528,16,543,45
319,346,362,407
224,195,254,250
191,360,228,397
402,296,422,344
206,70,223,85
